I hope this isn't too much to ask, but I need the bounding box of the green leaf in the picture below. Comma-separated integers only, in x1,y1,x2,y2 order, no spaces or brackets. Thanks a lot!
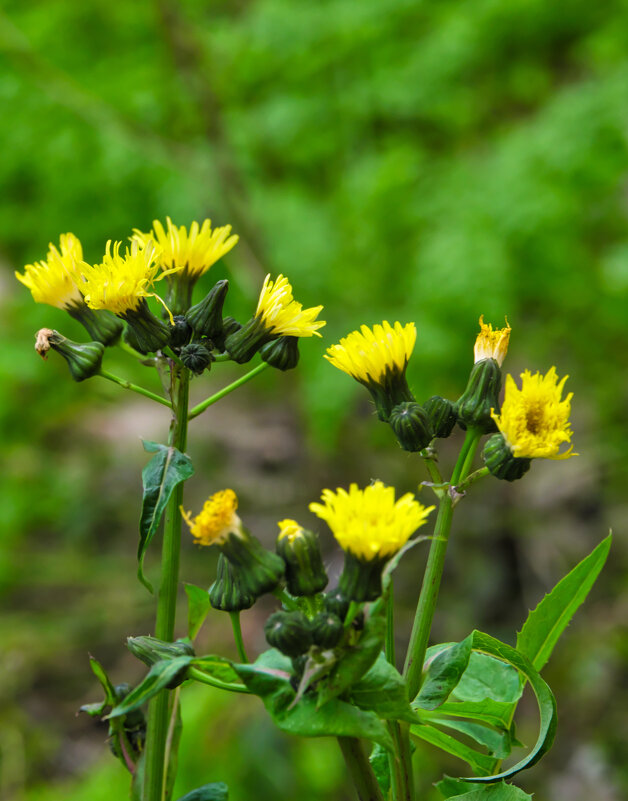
435,776,475,798
234,652,394,751
138,441,194,592
415,635,473,710
176,783,229,801
350,652,419,723
411,723,497,776
419,698,513,730
422,716,512,759
442,781,532,800
453,653,522,704
184,583,211,641
191,655,244,686
369,743,391,795
517,534,612,672
316,607,386,708
108,656,193,718
85,656,118,711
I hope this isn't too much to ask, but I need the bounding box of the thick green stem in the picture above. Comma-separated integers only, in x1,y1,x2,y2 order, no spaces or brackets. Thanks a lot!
403,430,481,701
385,581,395,666
229,612,249,663
99,370,173,409
188,362,269,420
388,722,415,801
338,737,384,801
143,370,190,801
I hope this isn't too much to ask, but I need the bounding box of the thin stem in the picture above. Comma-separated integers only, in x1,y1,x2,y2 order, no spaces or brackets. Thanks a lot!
338,737,384,801
273,587,300,611
117,339,145,360
143,370,190,801
161,688,181,800
388,722,415,801
385,582,395,666
99,370,173,409
420,448,443,485
457,466,490,493
403,429,481,700
187,667,251,694
188,362,269,420
229,612,249,663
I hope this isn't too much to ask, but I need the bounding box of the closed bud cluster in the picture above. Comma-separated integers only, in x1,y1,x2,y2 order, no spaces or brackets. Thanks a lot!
180,342,214,375
423,396,457,439
389,402,432,452
264,610,313,657
311,612,344,649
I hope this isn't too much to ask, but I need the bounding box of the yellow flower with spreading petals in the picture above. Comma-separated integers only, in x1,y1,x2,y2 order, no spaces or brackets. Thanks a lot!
79,239,180,318
491,368,575,459
309,481,434,561
133,217,238,278
16,233,85,309
181,489,242,547
256,274,325,338
325,321,416,384
474,316,511,366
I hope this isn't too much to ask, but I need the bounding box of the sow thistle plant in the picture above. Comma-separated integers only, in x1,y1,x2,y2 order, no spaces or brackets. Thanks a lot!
16,221,611,801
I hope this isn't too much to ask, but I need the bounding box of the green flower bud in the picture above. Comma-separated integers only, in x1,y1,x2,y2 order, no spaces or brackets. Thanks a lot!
66,301,123,346
456,358,502,433
424,395,457,439
276,520,328,597
483,433,531,481
311,612,344,649
35,328,104,382
260,336,300,371
220,530,285,599
185,280,229,345
209,553,256,612
264,610,312,657
180,341,214,375
126,635,195,667
389,402,432,452
121,299,172,354
225,317,275,364
323,591,350,621
338,550,387,603
168,315,193,350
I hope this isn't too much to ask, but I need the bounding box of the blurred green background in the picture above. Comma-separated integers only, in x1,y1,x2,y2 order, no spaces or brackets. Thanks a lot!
1,1,627,799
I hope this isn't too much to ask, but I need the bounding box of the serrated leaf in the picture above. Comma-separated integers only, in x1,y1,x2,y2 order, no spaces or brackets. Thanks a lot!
452,652,522,705
184,583,211,641
138,441,194,592
350,652,419,723
444,781,532,800
176,783,229,801
415,635,473,710
316,608,386,708
435,776,475,798
108,657,193,718
517,534,611,672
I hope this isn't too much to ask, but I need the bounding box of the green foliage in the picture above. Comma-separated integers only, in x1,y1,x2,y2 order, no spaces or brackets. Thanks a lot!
176,784,229,801
436,778,532,800
415,635,473,711
184,582,211,641
349,652,418,724
108,657,194,718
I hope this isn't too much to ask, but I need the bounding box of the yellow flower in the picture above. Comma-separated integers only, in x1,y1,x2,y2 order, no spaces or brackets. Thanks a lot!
309,481,434,561
256,274,325,337
79,239,180,318
16,233,85,309
277,519,306,544
474,316,511,366
491,368,575,459
325,321,416,385
133,217,238,278
181,489,242,547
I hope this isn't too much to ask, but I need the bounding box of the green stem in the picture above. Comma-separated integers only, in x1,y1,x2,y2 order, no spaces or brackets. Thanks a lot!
388,722,415,801
457,466,490,493
338,737,384,801
385,581,395,666
99,370,173,409
229,612,249,663
143,370,190,801
403,429,481,701
272,587,299,611
117,339,145,360
187,667,251,694
188,362,269,420
420,448,443,485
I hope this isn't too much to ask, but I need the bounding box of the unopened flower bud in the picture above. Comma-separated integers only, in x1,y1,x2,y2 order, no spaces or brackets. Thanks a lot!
483,433,531,481
338,551,388,603
209,553,256,612
389,402,432,452
122,299,172,354
260,336,300,371
264,610,312,657
311,612,344,649
185,280,229,345
276,520,328,597
66,303,123,346
126,635,195,667
168,315,193,350
323,591,350,621
35,328,104,382
456,358,502,433
424,395,457,439
180,341,214,374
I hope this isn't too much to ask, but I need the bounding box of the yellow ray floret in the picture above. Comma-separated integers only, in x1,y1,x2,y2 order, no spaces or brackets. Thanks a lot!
325,321,416,385
491,368,575,459
133,217,238,278
256,274,325,337
474,315,511,366
79,239,180,317
181,489,242,547
309,481,434,561
16,233,85,309
277,519,306,544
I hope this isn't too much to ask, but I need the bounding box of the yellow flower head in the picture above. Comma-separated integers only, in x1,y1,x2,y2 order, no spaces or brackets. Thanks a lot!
277,519,306,544
133,217,239,279
325,321,416,386
474,315,511,366
256,274,325,337
78,239,180,317
181,489,242,547
309,481,434,561
16,233,85,309
491,368,575,460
